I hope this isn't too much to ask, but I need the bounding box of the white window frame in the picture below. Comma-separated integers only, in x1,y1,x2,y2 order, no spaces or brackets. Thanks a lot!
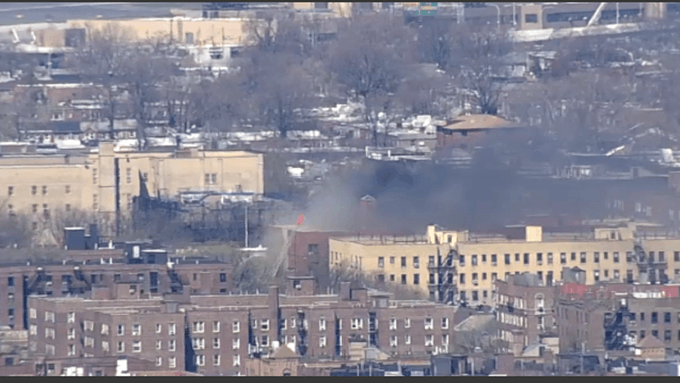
193,337,205,350
233,321,240,333
168,339,176,352
101,324,109,335
117,341,125,353
233,355,241,367
132,340,142,353
425,334,434,347
390,335,398,347
117,324,125,336
424,318,434,330
233,338,241,350
193,321,205,333
213,338,220,349
351,318,363,330
132,323,141,336
156,357,163,367
261,319,270,331
405,335,411,345
404,318,410,328
319,335,327,348
169,323,176,336
213,321,221,333
156,323,162,333
68,344,76,356
213,354,221,366
441,317,449,330
169,357,177,369
67,312,75,323
30,308,37,319
319,318,327,331
196,355,205,366
389,318,397,330
68,328,76,340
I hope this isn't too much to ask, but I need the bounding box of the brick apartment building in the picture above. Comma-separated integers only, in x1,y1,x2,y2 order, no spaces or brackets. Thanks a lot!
27,275,458,376
494,273,558,355
555,276,680,354
0,241,234,331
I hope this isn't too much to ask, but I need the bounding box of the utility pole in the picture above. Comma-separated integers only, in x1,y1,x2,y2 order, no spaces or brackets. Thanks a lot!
244,204,248,248
580,342,585,375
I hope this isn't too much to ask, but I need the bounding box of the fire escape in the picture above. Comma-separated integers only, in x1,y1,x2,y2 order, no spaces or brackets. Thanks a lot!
604,303,630,351
167,268,185,293
633,240,668,285
368,312,378,347
428,248,456,304
334,313,342,357
297,310,308,357
247,311,257,357
64,267,91,295
26,267,47,295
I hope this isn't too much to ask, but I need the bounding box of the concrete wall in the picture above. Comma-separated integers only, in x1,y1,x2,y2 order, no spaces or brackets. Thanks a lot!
0,142,264,235
66,17,248,46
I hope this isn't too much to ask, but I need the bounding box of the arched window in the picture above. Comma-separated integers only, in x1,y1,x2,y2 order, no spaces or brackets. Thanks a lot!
535,293,545,311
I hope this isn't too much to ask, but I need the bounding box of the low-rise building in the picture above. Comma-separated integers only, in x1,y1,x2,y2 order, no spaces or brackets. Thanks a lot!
331,222,680,307
28,276,459,376
0,243,234,330
0,140,264,235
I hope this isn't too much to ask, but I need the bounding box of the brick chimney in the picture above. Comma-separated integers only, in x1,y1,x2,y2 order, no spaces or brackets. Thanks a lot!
339,281,351,301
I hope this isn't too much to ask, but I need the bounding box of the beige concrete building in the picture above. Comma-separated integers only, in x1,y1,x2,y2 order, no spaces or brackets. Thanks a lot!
330,223,680,307
66,17,249,46
0,142,264,235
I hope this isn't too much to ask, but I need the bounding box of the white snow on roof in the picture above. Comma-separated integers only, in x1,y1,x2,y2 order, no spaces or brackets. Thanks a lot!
114,139,139,152
56,139,85,150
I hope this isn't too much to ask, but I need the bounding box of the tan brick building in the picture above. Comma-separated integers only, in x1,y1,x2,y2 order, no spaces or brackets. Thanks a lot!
330,222,680,306
0,141,264,235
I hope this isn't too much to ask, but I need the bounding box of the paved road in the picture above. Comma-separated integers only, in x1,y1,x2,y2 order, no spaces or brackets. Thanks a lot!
0,2,201,25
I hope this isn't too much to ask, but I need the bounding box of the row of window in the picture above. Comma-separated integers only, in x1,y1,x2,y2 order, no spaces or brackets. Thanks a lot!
192,337,241,350
458,251,673,266
8,185,71,196
191,317,449,333
377,256,421,269
195,354,240,367
377,273,422,285
631,329,680,343
629,311,680,325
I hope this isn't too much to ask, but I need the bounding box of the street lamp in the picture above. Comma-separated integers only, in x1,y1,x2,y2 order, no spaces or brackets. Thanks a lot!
489,3,501,30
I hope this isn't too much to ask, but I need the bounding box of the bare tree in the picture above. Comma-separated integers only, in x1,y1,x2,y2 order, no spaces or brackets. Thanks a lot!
122,50,176,150
45,208,98,247
417,18,458,70
70,23,137,138
452,318,508,355
395,63,454,117
0,213,31,248
327,13,416,146
328,261,425,300
453,25,513,115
